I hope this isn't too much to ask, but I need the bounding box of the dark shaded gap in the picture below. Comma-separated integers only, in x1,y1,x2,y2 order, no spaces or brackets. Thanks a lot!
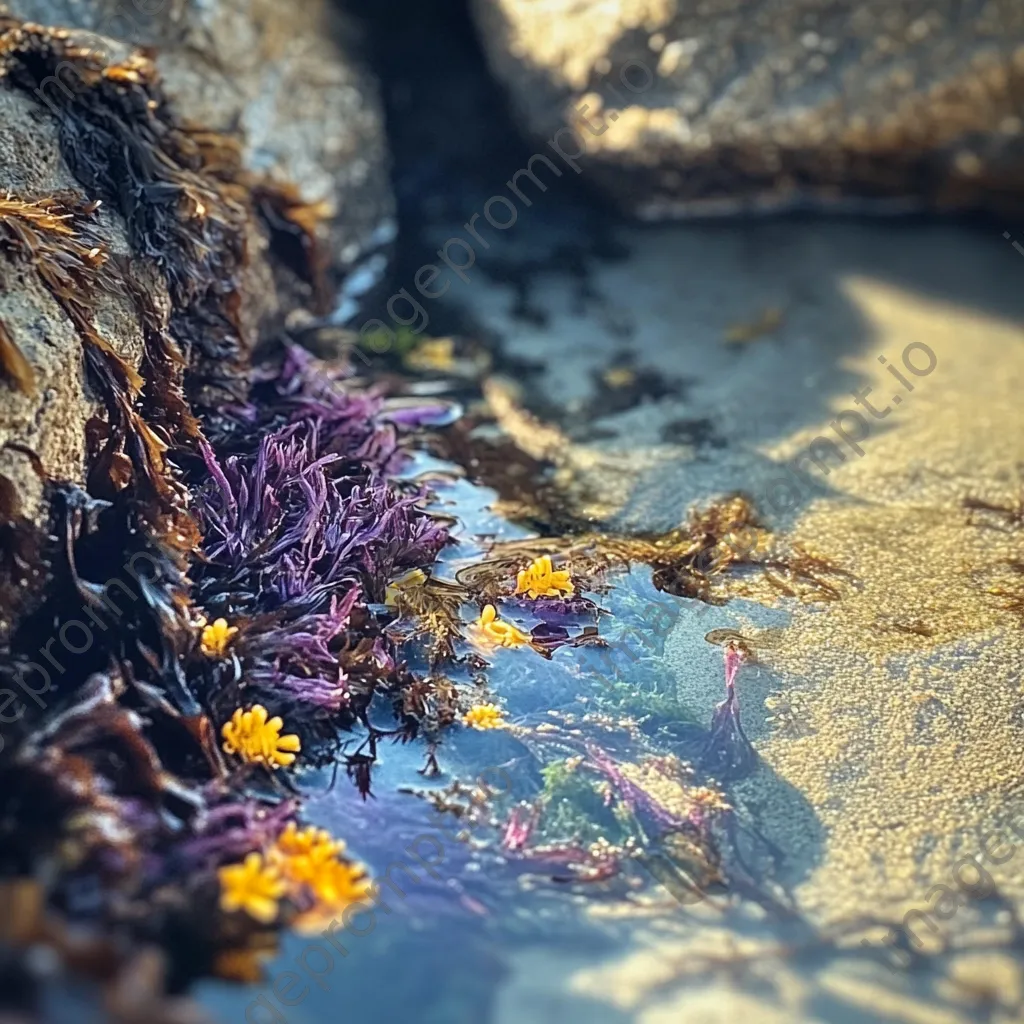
344,0,629,339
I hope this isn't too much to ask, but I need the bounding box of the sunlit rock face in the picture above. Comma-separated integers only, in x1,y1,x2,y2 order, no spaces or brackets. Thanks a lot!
0,87,150,532
0,0,392,531
471,0,1024,218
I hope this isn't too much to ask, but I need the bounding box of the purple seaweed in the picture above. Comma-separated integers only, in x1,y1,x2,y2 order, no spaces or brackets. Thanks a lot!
584,742,689,835
242,591,361,711
699,645,756,781
171,797,298,873
196,423,448,612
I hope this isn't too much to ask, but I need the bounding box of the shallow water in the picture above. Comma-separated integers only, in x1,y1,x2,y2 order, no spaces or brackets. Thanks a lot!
194,246,1024,1021
314,8,1024,1017
193,454,843,1024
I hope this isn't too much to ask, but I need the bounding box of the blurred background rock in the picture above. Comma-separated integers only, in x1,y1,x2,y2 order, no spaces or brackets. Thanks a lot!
470,0,1024,219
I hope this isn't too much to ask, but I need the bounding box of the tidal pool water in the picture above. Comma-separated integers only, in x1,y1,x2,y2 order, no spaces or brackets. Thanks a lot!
188,211,1024,1023
192,459,856,1024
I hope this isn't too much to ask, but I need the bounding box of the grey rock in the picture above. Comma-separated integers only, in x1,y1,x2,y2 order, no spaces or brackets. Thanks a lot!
470,0,1024,218
0,86,151,529
0,0,393,536
8,0,395,313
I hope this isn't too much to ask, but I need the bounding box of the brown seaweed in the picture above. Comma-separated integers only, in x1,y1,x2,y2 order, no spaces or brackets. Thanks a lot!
0,22,250,359
251,182,333,317
963,476,1024,530
389,575,468,663
473,495,767,603
0,880,214,1023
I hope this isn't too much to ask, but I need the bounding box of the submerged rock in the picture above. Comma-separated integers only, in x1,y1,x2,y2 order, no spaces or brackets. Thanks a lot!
470,0,1024,217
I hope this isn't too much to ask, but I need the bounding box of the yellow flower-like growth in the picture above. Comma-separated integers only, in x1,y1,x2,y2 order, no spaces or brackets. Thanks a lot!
200,617,238,657
464,703,505,730
689,786,731,812
514,555,574,600
218,823,372,933
269,822,345,890
218,853,286,924
303,857,372,908
221,705,301,769
273,822,344,861
471,604,531,648
404,336,456,372
268,823,372,935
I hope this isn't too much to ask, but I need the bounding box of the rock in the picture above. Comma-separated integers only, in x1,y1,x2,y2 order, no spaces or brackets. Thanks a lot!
0,5,386,671
470,0,1024,218
0,0,394,546
0,85,151,531
6,0,395,319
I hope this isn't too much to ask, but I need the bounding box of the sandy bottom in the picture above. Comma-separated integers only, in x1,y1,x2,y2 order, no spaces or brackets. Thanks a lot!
451,218,1024,1022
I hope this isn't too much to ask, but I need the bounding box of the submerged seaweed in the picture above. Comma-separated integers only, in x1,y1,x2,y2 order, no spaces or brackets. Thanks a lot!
471,493,847,608
699,645,757,781
402,696,775,909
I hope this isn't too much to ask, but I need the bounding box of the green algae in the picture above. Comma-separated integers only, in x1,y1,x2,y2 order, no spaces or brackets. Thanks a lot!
538,757,624,846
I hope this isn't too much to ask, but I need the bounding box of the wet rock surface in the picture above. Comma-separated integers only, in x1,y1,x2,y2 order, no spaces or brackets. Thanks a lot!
470,0,1024,218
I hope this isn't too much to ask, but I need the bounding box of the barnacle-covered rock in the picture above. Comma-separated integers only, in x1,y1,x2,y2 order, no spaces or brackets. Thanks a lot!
470,0,1024,217
7,0,395,318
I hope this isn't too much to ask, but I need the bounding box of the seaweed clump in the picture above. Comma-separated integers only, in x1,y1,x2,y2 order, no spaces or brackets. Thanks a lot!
0,191,194,547
0,340,464,998
191,345,451,749
0,12,419,1004
467,493,846,607
0,18,250,368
